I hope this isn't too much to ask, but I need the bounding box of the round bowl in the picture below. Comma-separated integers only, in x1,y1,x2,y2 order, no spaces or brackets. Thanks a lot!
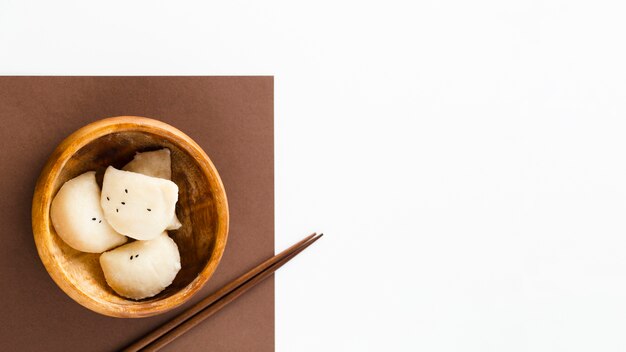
32,116,229,318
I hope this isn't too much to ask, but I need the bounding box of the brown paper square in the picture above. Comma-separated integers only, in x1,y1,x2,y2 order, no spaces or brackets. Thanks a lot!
0,76,274,351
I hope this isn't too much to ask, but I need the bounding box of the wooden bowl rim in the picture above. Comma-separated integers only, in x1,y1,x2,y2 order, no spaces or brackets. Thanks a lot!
31,116,229,318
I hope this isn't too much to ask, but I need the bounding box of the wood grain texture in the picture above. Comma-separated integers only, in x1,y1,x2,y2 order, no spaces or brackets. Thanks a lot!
32,116,229,318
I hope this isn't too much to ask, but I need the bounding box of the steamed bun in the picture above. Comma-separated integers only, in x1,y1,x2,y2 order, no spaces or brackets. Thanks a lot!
123,149,181,230
100,232,181,299
123,148,172,180
101,166,179,240
50,171,127,253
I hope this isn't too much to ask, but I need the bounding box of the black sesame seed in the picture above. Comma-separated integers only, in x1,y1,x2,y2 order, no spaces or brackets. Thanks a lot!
92,218,96,221
130,256,133,260
125,189,128,193
147,208,151,211
106,197,110,201
121,202,125,205
98,220,102,223
135,254,139,258
116,209,119,212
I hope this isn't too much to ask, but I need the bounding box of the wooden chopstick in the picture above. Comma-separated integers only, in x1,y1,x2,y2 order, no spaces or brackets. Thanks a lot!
122,232,322,352
142,233,323,351
124,233,316,351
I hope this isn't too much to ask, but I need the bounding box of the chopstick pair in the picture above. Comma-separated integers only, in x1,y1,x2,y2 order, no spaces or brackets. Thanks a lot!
123,232,323,352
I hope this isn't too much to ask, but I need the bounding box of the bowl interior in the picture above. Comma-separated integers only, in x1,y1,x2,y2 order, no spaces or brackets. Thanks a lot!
47,130,219,309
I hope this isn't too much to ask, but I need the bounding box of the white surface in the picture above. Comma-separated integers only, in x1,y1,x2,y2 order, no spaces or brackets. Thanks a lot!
3,1,626,350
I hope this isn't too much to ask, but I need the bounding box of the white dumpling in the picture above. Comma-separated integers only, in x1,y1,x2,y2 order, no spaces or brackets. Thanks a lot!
122,149,182,231
167,214,182,230
123,148,171,180
101,166,179,240
50,171,127,253
100,232,181,299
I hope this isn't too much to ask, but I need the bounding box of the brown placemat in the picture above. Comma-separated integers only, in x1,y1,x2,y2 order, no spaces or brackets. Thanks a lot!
0,77,274,351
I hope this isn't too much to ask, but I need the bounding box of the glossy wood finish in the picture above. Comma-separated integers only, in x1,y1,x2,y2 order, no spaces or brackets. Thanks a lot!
32,116,229,318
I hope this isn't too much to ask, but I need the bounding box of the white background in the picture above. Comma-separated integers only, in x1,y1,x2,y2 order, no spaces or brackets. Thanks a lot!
3,1,626,351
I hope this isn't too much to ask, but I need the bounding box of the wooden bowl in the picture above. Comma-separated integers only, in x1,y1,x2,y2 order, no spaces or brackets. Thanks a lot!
32,116,229,318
